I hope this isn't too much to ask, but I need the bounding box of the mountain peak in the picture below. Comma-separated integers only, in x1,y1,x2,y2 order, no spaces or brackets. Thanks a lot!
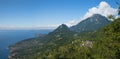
47,24,73,36
92,14,103,16
88,14,109,21
70,14,111,32
58,24,68,29
44,24,74,43
54,24,70,32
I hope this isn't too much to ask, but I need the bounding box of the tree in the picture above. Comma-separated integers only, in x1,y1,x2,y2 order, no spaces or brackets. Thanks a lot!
107,15,115,20
116,1,120,15
118,6,120,15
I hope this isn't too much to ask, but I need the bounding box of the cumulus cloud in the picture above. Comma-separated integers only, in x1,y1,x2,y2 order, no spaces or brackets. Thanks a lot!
83,1,117,19
66,1,117,27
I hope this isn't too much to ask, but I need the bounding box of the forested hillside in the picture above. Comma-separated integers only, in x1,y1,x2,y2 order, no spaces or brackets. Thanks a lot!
9,15,120,59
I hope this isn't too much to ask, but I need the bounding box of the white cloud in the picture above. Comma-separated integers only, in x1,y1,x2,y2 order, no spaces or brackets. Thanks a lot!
65,20,77,27
83,1,117,19
65,1,117,27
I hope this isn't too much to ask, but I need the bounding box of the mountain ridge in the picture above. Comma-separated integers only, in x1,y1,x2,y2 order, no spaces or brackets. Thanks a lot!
9,14,113,59
70,14,111,32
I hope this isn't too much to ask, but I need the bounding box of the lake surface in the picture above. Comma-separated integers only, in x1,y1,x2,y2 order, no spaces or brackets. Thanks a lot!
0,30,52,59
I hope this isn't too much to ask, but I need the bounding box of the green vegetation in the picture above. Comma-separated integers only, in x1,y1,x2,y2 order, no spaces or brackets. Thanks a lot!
35,18,120,59
9,16,120,59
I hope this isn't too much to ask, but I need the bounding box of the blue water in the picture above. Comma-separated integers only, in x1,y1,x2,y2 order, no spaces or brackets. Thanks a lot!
0,30,52,59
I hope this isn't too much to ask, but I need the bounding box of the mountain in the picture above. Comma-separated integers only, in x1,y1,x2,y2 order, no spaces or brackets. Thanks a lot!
39,24,75,43
9,24,75,59
32,18,120,59
48,24,72,36
70,14,111,32
40,18,120,59
53,24,70,33
9,14,118,59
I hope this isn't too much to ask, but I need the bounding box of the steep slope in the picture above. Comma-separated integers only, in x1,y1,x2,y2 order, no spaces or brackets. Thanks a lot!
93,18,120,59
70,14,111,32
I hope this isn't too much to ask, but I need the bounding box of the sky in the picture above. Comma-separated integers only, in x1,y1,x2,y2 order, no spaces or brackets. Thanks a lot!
0,0,119,30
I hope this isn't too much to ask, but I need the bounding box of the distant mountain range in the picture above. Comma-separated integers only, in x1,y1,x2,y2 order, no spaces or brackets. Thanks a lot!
9,14,115,59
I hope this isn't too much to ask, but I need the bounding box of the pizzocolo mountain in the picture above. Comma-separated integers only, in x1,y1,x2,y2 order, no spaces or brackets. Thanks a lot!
9,14,120,59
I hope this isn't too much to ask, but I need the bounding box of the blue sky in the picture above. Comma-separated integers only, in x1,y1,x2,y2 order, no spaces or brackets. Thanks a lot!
0,0,119,29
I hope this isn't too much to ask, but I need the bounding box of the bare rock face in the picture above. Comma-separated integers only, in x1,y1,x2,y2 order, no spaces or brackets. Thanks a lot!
81,40,93,48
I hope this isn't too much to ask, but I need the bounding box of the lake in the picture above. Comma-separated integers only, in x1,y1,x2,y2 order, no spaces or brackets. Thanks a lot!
0,30,52,59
